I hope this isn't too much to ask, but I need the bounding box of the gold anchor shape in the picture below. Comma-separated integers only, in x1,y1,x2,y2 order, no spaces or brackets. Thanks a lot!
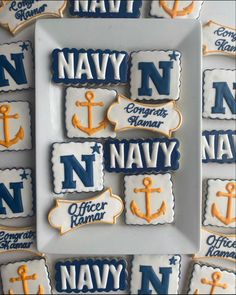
211,182,236,225
130,177,166,223
72,90,108,136
0,104,24,148
159,0,195,18
194,271,228,294
8,265,44,295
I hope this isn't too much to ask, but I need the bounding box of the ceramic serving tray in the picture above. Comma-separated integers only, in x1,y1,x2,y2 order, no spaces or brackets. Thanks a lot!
35,19,202,255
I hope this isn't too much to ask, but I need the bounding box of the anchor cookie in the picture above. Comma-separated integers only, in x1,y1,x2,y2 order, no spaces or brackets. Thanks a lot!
0,41,34,92
0,101,32,151
203,179,236,228
51,142,104,194
0,168,34,219
131,255,181,294
203,69,236,120
150,1,204,19
125,173,174,225
0,259,52,294
52,48,129,85
187,263,236,294
69,0,142,18
66,87,117,138
130,50,181,101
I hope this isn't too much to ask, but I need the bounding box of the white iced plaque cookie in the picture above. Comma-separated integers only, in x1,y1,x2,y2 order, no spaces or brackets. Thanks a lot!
48,188,124,235
66,87,117,138
150,1,204,19
130,50,181,101
203,69,236,120
131,255,181,294
203,20,236,57
0,0,67,35
0,168,33,219
188,263,236,294
0,101,32,151
0,41,34,92
52,142,104,194
203,179,236,228
0,259,52,294
124,173,174,225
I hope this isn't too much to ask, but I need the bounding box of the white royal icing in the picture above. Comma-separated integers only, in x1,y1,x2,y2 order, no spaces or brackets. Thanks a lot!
203,179,236,228
125,173,174,225
150,1,204,19
131,255,181,294
0,259,52,294
0,101,32,151
188,263,236,294
66,87,117,138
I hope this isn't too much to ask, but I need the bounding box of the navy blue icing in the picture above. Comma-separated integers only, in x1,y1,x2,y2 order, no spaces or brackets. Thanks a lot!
52,48,129,85
55,258,127,293
69,0,142,18
202,130,236,164
104,138,180,174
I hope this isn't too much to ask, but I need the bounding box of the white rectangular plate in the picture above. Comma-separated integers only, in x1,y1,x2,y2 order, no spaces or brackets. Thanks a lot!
35,19,202,255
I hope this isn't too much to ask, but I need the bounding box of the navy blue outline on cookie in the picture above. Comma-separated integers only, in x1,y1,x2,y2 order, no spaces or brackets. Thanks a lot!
55,258,128,293
52,48,129,85
202,130,236,164
69,0,142,18
104,138,180,174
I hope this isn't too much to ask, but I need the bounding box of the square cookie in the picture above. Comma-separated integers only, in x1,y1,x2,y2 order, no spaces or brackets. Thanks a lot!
1,259,52,294
0,168,34,219
203,69,236,120
65,87,117,138
52,142,104,194
131,255,181,294
0,101,32,151
124,173,174,225
130,50,181,100
188,263,236,294
203,179,236,228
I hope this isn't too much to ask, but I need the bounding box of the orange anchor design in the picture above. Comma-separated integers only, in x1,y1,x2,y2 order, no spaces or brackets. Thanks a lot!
130,177,166,223
194,272,228,294
159,0,195,18
211,182,236,225
0,104,24,148
72,90,108,136
8,265,44,295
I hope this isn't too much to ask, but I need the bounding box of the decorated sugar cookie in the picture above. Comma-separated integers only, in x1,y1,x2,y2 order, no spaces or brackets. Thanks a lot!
69,0,142,18
130,50,181,101
0,259,52,294
0,225,40,255
66,87,117,138
0,41,34,92
203,20,236,57
202,130,236,164
203,69,236,120
55,258,127,293
193,229,235,263
125,173,174,225
52,142,104,194
0,0,67,35
131,255,181,294
52,48,129,85
48,188,124,235
0,168,33,219
108,94,182,137
104,138,180,174
187,263,236,294
0,101,32,151
150,1,204,19
203,179,236,228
